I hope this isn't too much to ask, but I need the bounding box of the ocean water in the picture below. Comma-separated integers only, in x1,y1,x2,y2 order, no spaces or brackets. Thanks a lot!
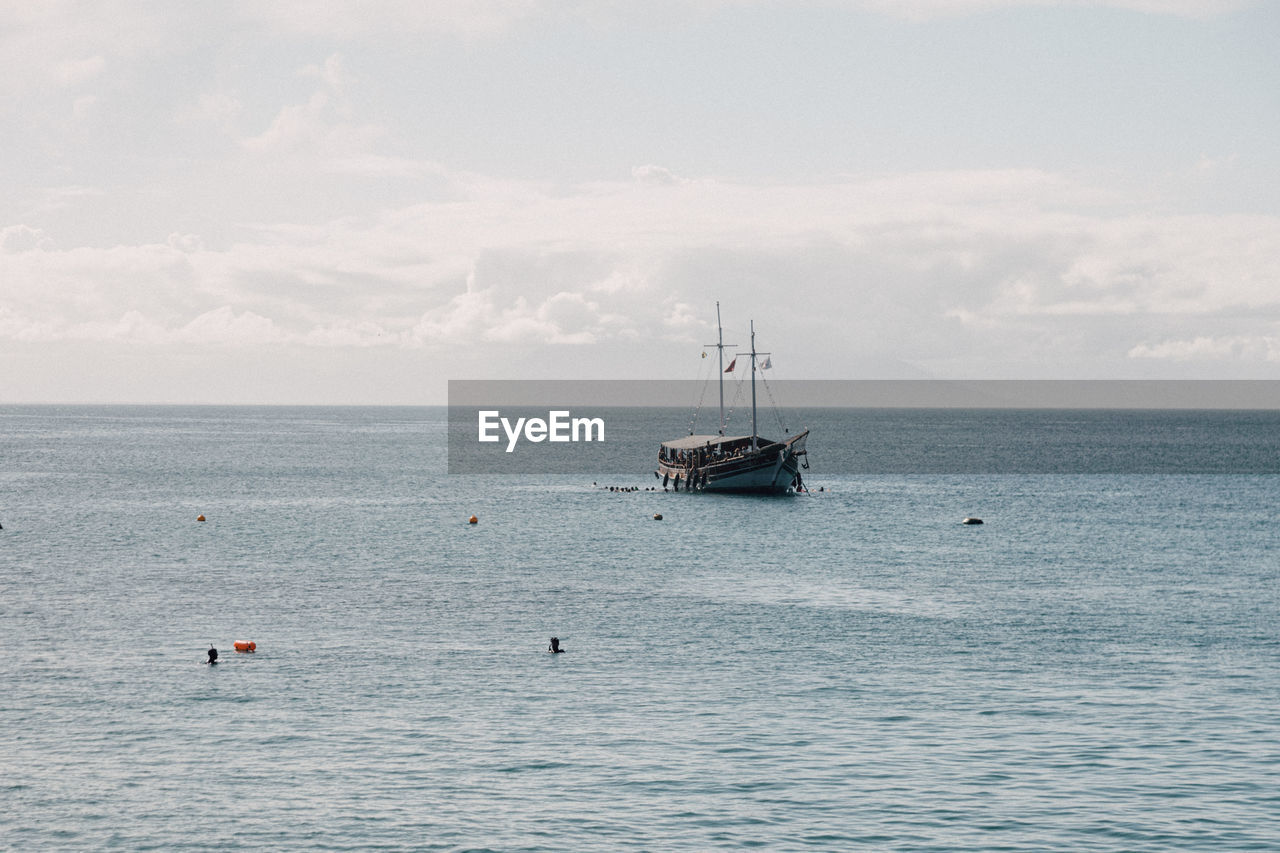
2,406,1278,851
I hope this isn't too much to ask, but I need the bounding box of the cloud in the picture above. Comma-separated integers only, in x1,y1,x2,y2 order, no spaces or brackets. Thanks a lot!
945,213,1280,322
167,233,204,253
1129,335,1280,362
0,0,1251,109
841,0,1252,20
408,285,619,347
242,90,334,153
178,306,287,345
28,186,105,214
228,0,1256,39
174,92,243,132
240,53,401,179
632,165,686,187
54,55,106,87
1,225,55,252
230,0,542,39
3,167,1278,379
0,4,177,101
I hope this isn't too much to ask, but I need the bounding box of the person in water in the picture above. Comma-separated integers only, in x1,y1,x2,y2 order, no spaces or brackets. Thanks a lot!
548,637,564,653
207,645,218,665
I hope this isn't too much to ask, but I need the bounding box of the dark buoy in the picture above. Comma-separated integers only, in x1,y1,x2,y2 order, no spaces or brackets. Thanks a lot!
548,637,565,653
469,515,478,524
962,517,984,525
207,645,219,665
653,513,663,521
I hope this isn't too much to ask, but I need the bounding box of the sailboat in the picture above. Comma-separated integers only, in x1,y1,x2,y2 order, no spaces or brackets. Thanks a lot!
655,304,809,494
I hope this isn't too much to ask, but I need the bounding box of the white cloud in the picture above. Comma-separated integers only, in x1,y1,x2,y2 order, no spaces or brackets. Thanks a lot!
167,233,204,253
1129,335,1280,362
178,306,286,345
174,92,243,132
847,0,1252,19
242,91,333,153
55,55,106,87
231,0,542,39
301,54,352,99
632,165,686,187
28,186,105,215
0,3,177,101
4,168,1276,379
1,225,55,252
407,287,612,347
0,0,1251,113
226,0,1254,38
239,52,400,180
0,0,1271,401
303,321,392,347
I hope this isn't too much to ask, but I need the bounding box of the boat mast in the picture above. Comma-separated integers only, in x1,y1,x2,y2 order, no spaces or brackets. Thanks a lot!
738,320,769,452
705,302,736,436
750,320,757,450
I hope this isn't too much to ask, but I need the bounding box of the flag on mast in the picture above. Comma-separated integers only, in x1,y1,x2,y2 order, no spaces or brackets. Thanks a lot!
761,356,772,370
724,358,736,373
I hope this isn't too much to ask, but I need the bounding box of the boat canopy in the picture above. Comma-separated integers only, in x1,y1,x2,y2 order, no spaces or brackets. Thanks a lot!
660,434,753,451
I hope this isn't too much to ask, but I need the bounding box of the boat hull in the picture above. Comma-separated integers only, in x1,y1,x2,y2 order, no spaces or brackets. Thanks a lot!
657,431,808,495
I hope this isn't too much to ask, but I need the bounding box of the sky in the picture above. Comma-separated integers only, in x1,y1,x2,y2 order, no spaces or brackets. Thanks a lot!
2,0,1278,403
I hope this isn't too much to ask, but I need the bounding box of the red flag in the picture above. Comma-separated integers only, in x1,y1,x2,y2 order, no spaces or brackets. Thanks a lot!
724,358,736,373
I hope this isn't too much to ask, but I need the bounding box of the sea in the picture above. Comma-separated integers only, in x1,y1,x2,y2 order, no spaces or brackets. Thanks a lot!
2,405,1278,851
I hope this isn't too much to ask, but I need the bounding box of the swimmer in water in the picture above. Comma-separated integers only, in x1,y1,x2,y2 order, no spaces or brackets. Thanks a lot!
548,637,564,653
207,645,218,665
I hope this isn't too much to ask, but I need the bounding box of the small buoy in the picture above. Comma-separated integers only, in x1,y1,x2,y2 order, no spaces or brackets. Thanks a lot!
196,515,205,522
962,517,983,525
468,515,478,524
233,641,256,653
653,513,663,521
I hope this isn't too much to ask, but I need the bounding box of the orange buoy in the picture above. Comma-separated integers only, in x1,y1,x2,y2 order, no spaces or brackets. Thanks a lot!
469,515,478,524
196,515,206,522
233,641,256,652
